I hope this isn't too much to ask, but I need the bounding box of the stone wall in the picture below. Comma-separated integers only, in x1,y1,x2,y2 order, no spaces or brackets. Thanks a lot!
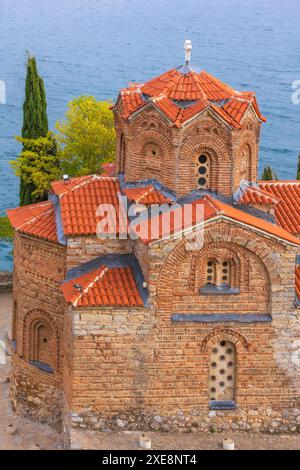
66,236,133,270
10,233,66,427
0,271,13,292
65,220,300,433
10,352,63,429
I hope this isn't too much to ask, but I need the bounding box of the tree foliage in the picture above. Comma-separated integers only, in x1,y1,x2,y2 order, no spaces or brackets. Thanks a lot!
0,216,13,241
20,56,49,205
56,96,116,177
297,153,300,180
12,133,60,203
261,165,278,181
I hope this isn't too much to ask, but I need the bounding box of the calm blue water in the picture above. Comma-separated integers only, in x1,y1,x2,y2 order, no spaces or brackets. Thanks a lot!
1,0,300,270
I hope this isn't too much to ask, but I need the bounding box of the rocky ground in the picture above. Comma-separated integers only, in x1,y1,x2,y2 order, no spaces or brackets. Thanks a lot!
1,291,300,450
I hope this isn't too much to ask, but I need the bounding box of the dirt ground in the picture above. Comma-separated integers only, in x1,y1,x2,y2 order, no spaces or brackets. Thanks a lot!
1,291,300,450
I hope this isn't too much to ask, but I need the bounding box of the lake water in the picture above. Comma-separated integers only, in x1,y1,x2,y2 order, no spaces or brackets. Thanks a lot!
1,0,300,270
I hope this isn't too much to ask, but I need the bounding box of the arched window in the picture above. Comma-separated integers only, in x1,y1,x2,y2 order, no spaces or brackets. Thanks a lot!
144,142,161,171
197,154,211,189
204,259,233,287
206,260,217,285
34,323,52,366
209,340,236,405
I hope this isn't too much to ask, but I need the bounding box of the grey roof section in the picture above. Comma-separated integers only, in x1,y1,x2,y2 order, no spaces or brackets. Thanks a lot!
172,314,272,323
119,176,276,225
48,193,67,246
296,254,300,266
119,175,176,202
176,64,201,75
176,188,277,225
65,253,149,307
172,99,198,109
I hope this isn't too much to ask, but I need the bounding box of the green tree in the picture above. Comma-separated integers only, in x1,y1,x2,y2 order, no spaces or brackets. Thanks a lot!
0,216,13,241
20,56,49,205
261,165,278,181
297,153,300,180
56,96,116,177
11,133,60,203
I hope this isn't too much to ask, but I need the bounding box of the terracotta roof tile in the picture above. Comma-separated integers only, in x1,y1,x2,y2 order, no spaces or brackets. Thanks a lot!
52,175,126,236
238,185,280,206
259,181,300,235
115,66,266,128
207,195,300,245
123,185,172,205
134,195,300,246
7,201,58,243
61,265,143,308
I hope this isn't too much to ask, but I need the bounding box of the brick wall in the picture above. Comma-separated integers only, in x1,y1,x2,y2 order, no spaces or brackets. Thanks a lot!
66,236,133,270
65,220,300,433
115,104,261,197
10,232,66,427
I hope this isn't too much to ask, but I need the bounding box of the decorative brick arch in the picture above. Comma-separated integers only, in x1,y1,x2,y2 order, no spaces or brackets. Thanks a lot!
200,328,249,353
157,221,277,303
178,134,231,195
22,309,60,371
190,241,250,291
127,129,174,186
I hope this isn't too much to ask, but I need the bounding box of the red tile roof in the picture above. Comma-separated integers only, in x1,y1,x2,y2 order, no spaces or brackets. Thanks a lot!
61,265,143,308
7,201,58,243
123,185,172,205
207,196,300,246
115,67,266,128
131,196,217,243
134,194,300,246
259,181,300,235
51,175,126,236
238,185,280,206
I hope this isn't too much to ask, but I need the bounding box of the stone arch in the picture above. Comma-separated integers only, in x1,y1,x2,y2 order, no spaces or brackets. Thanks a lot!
128,128,174,187
22,309,60,371
192,241,250,291
200,328,249,353
156,221,276,309
179,134,230,196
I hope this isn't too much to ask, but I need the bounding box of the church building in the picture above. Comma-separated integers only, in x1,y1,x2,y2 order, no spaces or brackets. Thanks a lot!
7,42,300,438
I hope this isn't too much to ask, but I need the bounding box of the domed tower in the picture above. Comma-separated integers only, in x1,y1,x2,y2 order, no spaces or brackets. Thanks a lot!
113,41,266,198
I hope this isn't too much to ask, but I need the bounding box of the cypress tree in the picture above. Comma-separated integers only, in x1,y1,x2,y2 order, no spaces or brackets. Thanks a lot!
20,56,49,205
297,153,300,180
261,165,277,181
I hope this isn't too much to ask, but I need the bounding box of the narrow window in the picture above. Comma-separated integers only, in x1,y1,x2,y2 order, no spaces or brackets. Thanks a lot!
220,261,231,286
36,324,51,366
197,154,210,189
206,260,217,285
209,341,236,406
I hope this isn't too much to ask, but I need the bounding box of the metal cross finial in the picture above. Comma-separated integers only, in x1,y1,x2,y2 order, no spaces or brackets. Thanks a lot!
184,40,192,65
